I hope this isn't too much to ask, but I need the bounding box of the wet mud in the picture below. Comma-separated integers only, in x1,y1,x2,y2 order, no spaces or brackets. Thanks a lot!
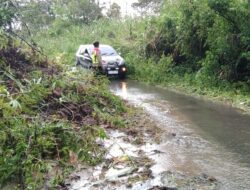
65,110,218,190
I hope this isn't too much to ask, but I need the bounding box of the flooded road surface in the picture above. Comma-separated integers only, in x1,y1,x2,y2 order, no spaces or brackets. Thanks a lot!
110,80,250,190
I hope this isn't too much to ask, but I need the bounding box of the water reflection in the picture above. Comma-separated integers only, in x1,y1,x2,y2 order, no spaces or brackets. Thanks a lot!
120,81,128,99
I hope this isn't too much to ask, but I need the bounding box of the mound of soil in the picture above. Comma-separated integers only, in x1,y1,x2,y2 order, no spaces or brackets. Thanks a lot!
42,90,97,126
0,43,60,94
0,45,49,75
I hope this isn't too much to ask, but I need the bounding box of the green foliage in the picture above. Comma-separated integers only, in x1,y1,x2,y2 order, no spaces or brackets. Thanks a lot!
146,0,250,82
0,120,101,189
19,0,56,32
0,0,103,36
56,0,103,25
0,34,127,188
8,0,248,109
0,0,15,28
132,0,162,16
34,18,145,64
125,0,250,109
107,2,121,19
1,0,249,187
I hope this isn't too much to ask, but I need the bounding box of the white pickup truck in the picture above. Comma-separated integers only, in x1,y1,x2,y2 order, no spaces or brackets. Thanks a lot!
76,44,127,79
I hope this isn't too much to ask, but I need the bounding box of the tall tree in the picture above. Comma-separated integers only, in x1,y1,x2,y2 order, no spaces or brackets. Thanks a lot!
132,0,162,16
11,0,104,32
106,2,121,19
58,0,103,24
19,0,55,32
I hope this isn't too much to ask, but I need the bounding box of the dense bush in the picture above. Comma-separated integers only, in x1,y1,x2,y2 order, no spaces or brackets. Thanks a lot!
0,33,126,189
124,0,249,109
142,0,249,83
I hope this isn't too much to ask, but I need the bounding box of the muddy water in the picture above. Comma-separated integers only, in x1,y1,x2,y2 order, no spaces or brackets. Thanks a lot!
110,80,250,190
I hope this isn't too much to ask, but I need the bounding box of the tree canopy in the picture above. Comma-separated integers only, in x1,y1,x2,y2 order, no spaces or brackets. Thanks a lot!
132,0,163,16
107,2,121,19
143,0,250,82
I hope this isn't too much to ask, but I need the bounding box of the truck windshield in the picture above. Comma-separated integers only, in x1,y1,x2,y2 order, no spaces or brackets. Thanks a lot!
87,45,118,56
99,46,118,56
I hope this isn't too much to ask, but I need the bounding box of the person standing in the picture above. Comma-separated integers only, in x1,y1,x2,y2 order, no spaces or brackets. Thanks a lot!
91,41,102,73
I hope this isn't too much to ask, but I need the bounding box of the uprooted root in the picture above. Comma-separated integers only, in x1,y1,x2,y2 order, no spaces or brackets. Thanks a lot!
43,99,97,126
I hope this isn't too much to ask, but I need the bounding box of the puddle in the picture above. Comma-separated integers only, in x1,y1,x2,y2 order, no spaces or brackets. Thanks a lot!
109,80,250,190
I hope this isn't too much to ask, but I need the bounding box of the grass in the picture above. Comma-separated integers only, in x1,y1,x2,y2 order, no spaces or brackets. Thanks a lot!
0,31,128,189
1,14,249,189
34,18,250,113
127,55,250,113
34,18,146,65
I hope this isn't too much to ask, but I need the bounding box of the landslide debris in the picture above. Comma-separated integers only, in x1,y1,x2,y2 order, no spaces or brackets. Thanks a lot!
0,34,126,190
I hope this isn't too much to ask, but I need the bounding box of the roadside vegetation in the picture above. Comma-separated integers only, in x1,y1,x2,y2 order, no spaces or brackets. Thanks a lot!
0,1,127,189
0,0,249,189
127,0,250,112
0,31,127,189
31,0,249,112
